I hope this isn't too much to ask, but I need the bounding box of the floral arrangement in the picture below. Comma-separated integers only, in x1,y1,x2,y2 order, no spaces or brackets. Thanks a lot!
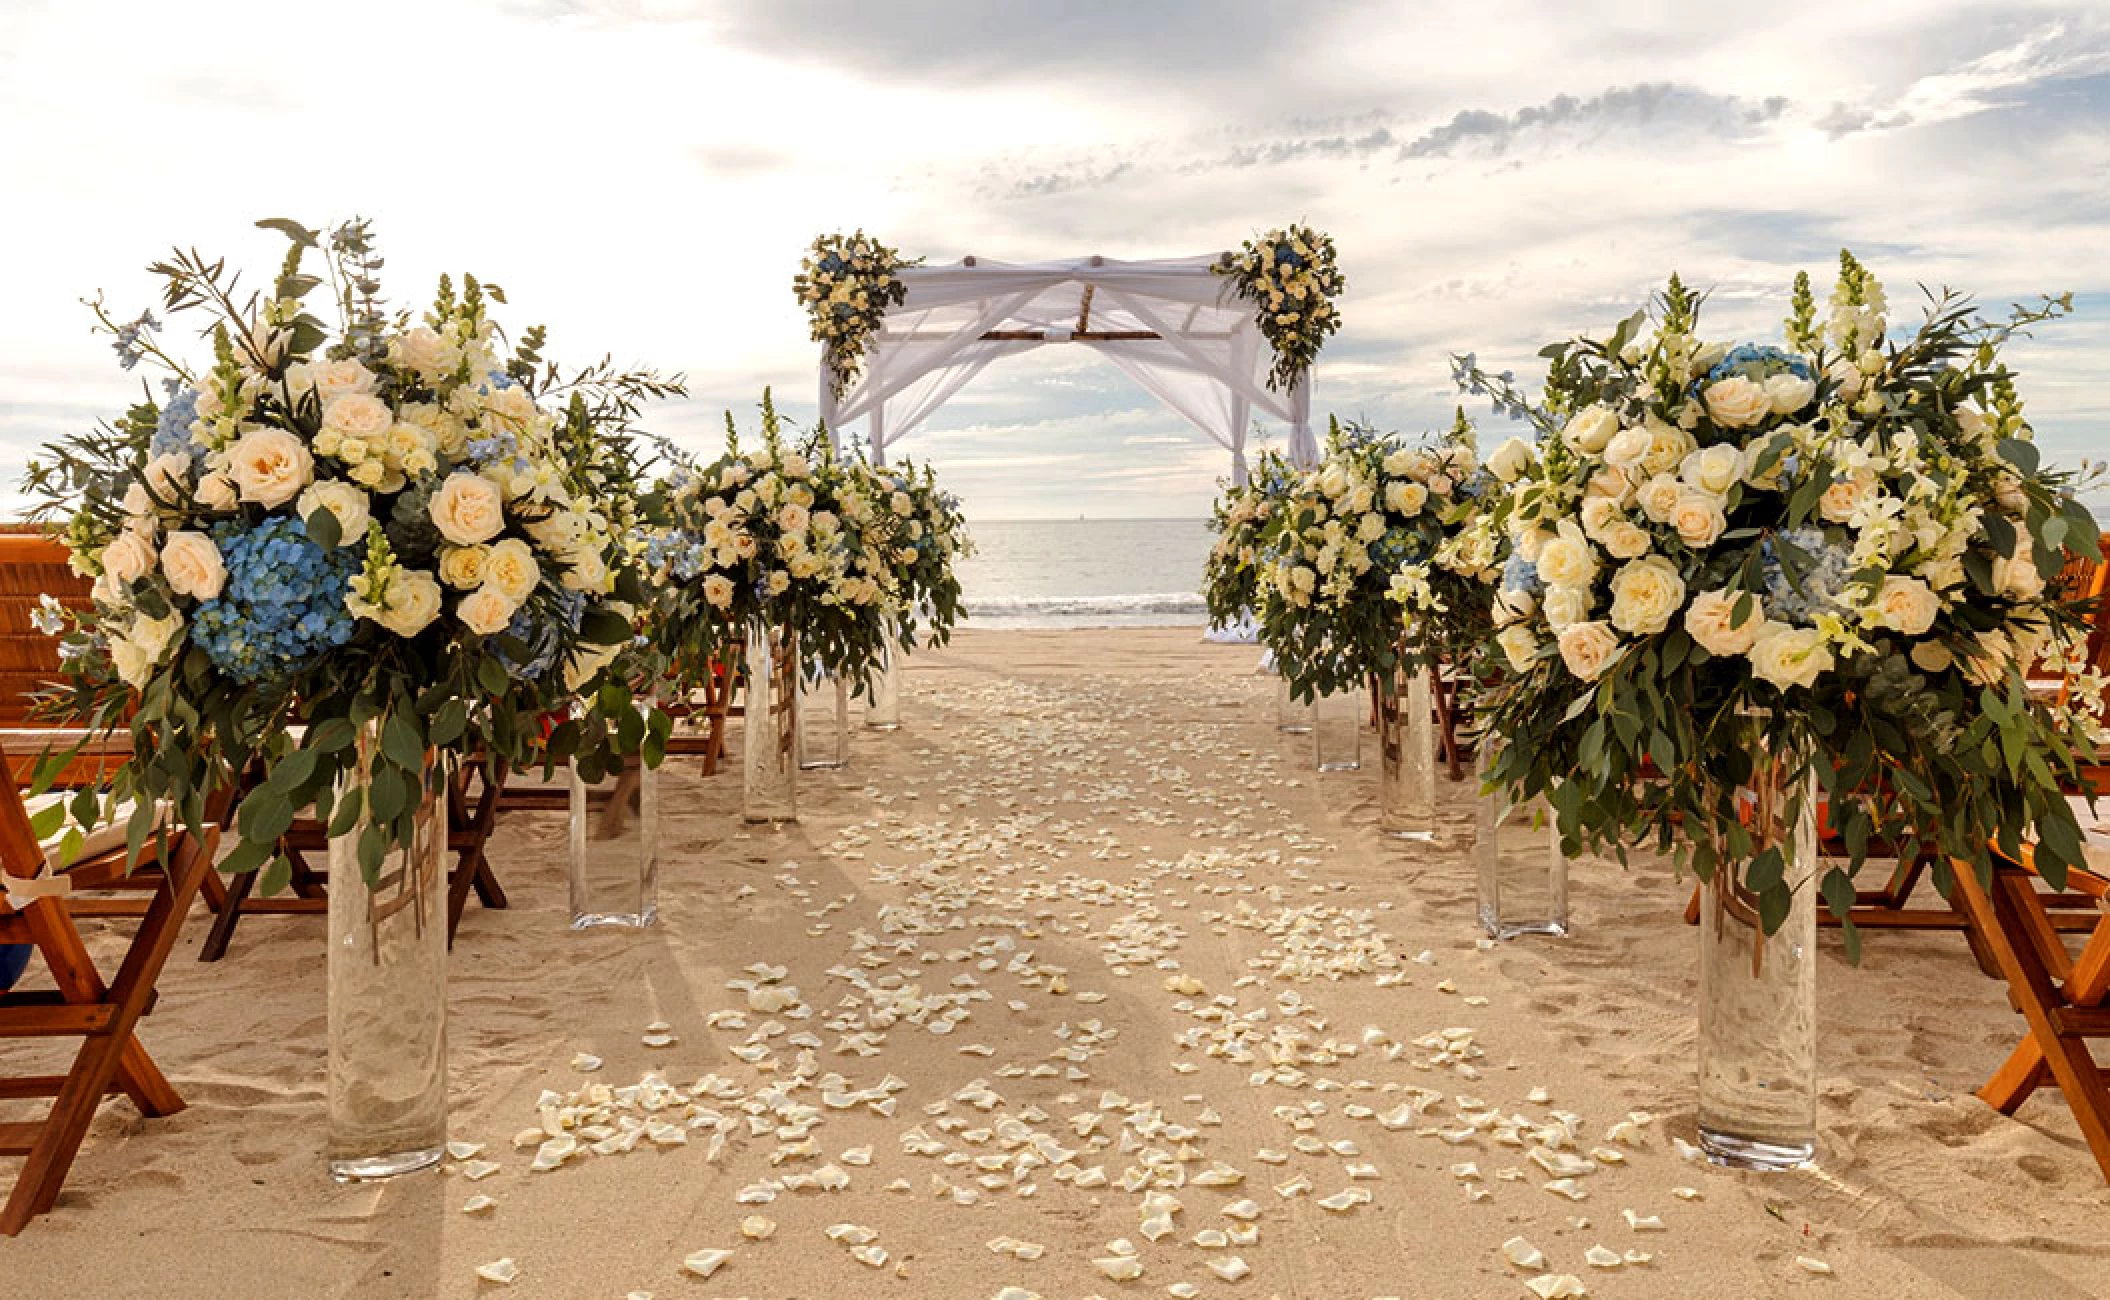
1214,224,1344,391
794,231,916,403
1460,252,2102,942
1202,450,1296,631
26,217,681,885
852,458,972,651
645,391,898,692
1256,416,1500,701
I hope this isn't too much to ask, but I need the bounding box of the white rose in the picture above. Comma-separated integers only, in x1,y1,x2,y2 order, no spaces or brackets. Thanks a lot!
101,530,155,586
142,452,192,500
1494,588,1537,628
1871,575,1940,636
457,585,517,637
430,472,507,547
227,426,315,508
379,570,443,638
1642,419,1696,476
779,503,811,534
195,472,238,512
1488,437,1533,483
1817,475,1864,524
109,637,152,689
1318,464,1351,498
1556,621,1622,682
1563,405,1621,454
483,538,541,603
1680,445,1744,496
1669,490,1728,549
1684,588,1766,657
1386,480,1429,515
1702,376,1771,428
1534,524,1599,589
129,610,184,666
159,531,226,601
1543,584,1593,630
320,392,394,443
561,547,609,594
1747,622,1834,691
480,384,539,432
1606,555,1687,636
439,544,489,590
1497,624,1541,673
1585,466,1633,504
702,574,735,609
1993,538,2046,601
1763,373,1816,416
390,326,460,379
1515,527,1553,563
1637,473,1684,524
1602,521,1652,560
1603,424,1653,471
296,480,371,545
303,358,380,403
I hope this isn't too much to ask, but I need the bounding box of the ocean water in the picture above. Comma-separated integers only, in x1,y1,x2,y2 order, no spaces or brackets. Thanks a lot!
955,518,1213,628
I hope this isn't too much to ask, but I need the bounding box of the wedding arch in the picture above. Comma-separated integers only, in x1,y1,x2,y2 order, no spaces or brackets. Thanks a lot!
802,234,1342,482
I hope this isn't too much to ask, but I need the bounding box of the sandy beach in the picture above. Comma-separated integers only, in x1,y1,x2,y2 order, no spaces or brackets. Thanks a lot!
5,628,2106,1299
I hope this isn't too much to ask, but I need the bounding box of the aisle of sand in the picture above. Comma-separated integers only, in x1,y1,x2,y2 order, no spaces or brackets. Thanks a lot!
4,628,2105,1299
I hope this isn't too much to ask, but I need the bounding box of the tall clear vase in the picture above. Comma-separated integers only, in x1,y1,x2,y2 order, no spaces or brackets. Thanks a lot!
567,749,659,929
742,623,799,823
1696,743,1819,1171
1474,744,1569,939
798,670,849,771
1276,675,1314,735
1312,684,1362,772
326,728,448,1182
1377,666,1435,836
866,645,903,731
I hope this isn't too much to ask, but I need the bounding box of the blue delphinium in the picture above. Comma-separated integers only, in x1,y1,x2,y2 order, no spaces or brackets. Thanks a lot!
191,517,359,683
500,587,585,681
1760,526,1852,623
149,386,203,467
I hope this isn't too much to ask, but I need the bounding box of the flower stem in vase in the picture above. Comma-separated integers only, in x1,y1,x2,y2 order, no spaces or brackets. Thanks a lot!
1473,741,1569,938
1696,736,1819,1171
567,745,659,930
742,623,799,823
326,724,448,1182
1378,664,1437,836
866,645,902,730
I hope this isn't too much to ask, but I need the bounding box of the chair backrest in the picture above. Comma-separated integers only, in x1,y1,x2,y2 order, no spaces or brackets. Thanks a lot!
0,529,90,729
0,738,49,886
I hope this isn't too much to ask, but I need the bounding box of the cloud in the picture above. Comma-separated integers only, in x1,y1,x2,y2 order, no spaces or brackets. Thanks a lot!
1399,83,1789,160
1817,18,2110,137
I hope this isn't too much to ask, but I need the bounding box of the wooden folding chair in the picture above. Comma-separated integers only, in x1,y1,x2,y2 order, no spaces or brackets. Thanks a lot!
0,737,215,1234
665,658,737,777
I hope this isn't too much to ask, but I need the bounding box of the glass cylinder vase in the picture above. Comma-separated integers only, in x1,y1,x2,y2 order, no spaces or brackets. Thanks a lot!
866,646,903,731
1474,744,1570,939
1312,684,1362,772
567,750,659,929
1276,675,1314,736
798,670,849,771
1696,747,1819,1171
326,731,448,1182
742,623,799,823
1377,667,1436,836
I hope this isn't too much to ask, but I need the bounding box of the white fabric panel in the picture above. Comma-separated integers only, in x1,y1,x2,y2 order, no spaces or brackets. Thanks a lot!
819,253,1319,482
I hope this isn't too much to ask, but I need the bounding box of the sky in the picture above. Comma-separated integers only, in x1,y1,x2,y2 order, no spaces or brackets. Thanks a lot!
1,0,2106,521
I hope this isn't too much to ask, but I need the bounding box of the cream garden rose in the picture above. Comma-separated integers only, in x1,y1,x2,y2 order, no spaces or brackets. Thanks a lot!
1637,473,1684,524
1534,523,1599,589
390,326,460,379
1487,437,1533,483
1542,584,1592,630
1680,444,1744,496
1763,372,1816,416
1602,425,1653,471
1497,624,1541,673
100,529,155,586
483,538,541,603
296,480,371,545
1747,622,1834,690
320,392,394,445
457,585,517,637
159,530,225,601
1606,555,1686,636
1683,588,1766,656
439,544,489,589
378,570,443,638
227,427,314,508
1563,404,1620,454
1556,620,1622,682
1701,375,1771,428
1870,574,1940,636
1669,490,1727,548
430,471,506,546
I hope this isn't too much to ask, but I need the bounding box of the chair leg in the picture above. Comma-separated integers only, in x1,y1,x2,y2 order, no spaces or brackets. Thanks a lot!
197,867,256,963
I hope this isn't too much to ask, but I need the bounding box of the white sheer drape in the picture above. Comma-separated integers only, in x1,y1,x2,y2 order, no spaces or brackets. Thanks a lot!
818,255,1319,476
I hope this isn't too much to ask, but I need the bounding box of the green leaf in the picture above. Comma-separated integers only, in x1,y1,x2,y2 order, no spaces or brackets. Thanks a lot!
328,785,366,837
304,505,342,551
309,717,357,752
239,790,296,845
268,747,319,796
1995,437,2041,477
258,854,293,897
382,712,425,775
216,836,272,879
26,800,65,842
1757,882,1793,934
476,657,510,697
367,765,408,824
429,699,468,748
254,217,319,247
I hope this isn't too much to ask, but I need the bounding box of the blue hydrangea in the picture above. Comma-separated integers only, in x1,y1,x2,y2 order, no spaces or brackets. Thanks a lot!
1500,550,1543,596
646,532,710,581
149,387,203,466
1761,526,1852,624
499,587,584,681
1705,343,1812,385
190,517,358,683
